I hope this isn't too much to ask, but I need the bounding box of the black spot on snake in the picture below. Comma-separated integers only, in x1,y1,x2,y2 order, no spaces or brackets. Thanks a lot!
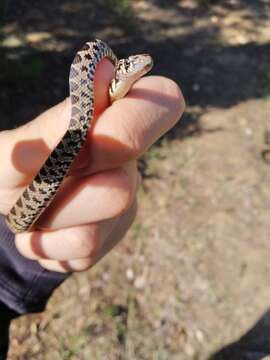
85,53,92,61
17,198,23,208
10,208,16,216
81,65,88,73
35,175,42,185
23,189,30,201
29,183,36,192
26,204,35,211
71,95,79,104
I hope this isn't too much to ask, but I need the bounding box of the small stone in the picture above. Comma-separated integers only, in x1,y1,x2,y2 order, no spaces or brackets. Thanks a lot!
195,329,204,343
134,275,146,289
102,272,110,281
211,16,219,23
126,268,134,281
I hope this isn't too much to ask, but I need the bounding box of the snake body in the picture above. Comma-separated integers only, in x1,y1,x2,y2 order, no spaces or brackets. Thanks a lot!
6,40,153,234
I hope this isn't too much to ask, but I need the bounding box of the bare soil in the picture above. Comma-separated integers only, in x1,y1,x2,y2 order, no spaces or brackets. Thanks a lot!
1,0,270,359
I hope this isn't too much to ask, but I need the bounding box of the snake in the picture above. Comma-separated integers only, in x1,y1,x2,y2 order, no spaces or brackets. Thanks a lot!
6,39,153,234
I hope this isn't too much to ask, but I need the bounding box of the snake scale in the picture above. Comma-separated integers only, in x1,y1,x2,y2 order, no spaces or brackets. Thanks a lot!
6,39,153,234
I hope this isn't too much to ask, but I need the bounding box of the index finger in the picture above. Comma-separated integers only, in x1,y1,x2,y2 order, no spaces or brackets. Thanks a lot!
74,75,185,175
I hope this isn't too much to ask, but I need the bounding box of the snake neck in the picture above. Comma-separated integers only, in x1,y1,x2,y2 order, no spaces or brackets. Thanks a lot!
68,40,117,134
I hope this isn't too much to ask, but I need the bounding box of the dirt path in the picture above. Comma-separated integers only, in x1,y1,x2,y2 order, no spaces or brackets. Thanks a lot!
1,0,270,359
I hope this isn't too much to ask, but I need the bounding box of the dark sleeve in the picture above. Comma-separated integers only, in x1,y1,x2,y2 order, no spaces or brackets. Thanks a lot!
0,215,70,315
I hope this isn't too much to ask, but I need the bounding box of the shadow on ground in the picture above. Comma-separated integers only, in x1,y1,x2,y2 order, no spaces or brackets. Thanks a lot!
209,310,270,360
1,0,269,131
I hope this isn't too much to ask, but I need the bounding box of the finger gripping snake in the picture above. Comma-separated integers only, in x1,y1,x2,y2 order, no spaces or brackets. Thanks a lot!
6,39,153,234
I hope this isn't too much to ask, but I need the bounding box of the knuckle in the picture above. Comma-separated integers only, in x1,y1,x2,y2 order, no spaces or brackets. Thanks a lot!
71,227,100,258
72,257,93,272
110,168,137,217
15,236,28,258
120,115,142,158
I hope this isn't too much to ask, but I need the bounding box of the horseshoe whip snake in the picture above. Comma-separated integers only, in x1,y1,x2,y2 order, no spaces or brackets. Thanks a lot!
6,39,153,234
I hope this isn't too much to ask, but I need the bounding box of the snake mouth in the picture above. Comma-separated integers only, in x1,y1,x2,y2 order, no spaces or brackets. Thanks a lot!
139,54,154,72
143,59,154,75
146,58,154,71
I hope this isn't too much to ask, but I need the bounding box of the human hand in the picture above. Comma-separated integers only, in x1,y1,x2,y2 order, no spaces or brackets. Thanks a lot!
0,60,185,272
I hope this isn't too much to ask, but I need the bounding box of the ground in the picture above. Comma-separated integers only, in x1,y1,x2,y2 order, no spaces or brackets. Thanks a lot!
1,0,270,359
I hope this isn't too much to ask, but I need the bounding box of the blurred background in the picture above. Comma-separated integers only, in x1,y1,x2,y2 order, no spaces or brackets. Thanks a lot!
1,0,270,359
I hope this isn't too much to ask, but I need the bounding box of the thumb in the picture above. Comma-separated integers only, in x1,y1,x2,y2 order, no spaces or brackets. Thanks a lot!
0,59,114,212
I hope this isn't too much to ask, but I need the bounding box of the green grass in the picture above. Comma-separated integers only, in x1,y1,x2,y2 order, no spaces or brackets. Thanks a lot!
105,0,135,28
109,0,132,16
0,52,45,83
0,0,9,24
104,304,126,317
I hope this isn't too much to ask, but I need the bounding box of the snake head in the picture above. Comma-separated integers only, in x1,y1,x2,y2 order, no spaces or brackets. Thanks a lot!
109,54,153,102
116,54,153,79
